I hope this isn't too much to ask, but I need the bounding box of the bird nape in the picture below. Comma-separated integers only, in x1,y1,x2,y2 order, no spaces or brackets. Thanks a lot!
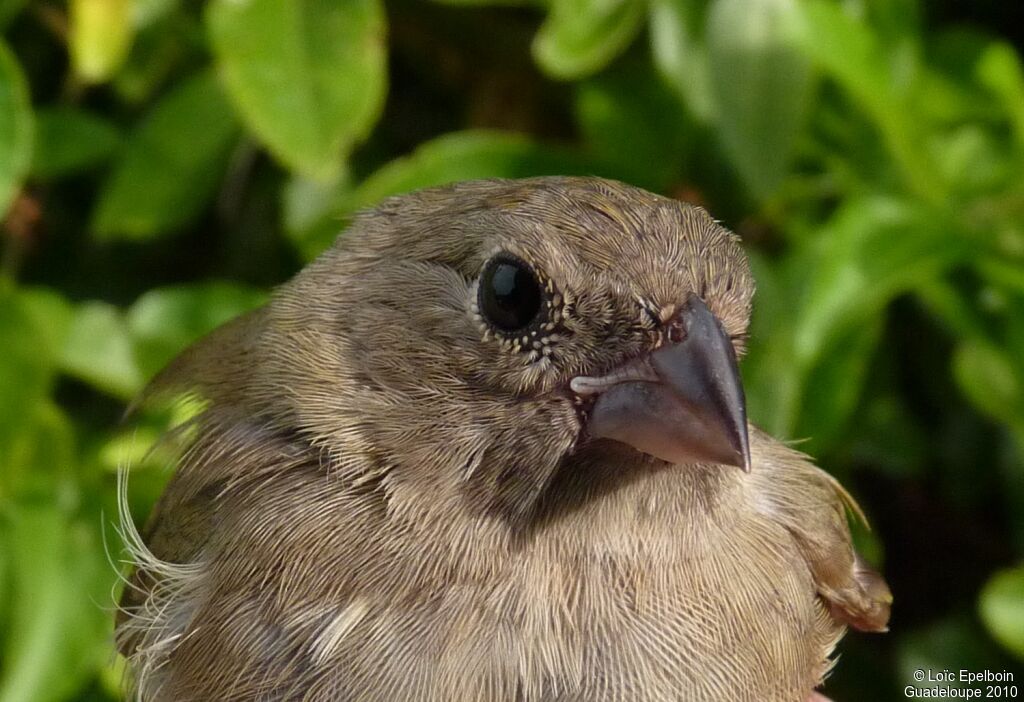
115,177,891,702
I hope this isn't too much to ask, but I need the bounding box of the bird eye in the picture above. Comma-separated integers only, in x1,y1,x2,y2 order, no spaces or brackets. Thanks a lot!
478,255,543,332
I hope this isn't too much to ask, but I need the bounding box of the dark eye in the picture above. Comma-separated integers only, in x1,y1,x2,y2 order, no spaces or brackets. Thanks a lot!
478,255,543,332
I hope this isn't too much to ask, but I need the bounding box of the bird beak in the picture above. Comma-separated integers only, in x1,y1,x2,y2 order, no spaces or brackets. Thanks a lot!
570,296,751,471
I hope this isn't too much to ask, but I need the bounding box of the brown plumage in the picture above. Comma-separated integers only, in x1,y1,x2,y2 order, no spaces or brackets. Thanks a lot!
116,177,890,701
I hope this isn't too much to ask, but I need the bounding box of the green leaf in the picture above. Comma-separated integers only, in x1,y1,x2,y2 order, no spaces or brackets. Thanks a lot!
30,107,122,179
15,401,77,499
282,168,351,237
0,505,113,702
113,12,202,106
931,125,1010,198
915,278,990,341
289,130,603,260
747,198,968,438
533,0,645,80
0,531,6,636
206,0,387,179
979,565,1024,659
0,288,71,495
432,0,536,4
69,0,135,83
790,200,966,437
13,287,75,367
574,58,691,190
953,340,1024,434
0,291,57,472
977,42,1024,149
126,282,268,379
796,316,883,452
349,130,601,210
60,302,144,399
92,70,239,240
133,0,181,27
0,41,33,219
923,29,1005,127
792,198,965,369
743,250,813,439
976,257,1024,299
791,0,944,201
648,0,715,122
706,0,813,200
863,0,921,47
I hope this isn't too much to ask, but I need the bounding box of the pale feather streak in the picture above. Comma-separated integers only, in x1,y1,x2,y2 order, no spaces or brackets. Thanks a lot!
311,598,371,665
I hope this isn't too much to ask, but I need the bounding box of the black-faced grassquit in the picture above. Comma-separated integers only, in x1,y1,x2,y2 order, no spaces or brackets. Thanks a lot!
116,177,890,701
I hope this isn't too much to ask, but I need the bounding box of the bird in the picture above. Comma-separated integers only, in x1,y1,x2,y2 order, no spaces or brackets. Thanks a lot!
115,176,891,702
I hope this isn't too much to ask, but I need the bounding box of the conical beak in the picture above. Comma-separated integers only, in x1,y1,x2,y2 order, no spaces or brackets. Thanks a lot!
571,296,751,471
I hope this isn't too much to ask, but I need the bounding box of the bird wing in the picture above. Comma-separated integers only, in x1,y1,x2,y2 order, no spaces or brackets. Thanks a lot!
749,428,892,633
116,308,282,655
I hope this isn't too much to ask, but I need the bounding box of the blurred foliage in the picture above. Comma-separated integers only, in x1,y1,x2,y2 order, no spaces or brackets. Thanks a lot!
1,0,1023,699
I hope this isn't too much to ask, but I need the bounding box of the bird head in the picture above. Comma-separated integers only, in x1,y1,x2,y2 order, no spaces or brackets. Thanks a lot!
161,177,755,525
